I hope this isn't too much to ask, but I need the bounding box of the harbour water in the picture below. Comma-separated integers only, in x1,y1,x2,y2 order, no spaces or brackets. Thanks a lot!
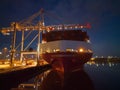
12,58,120,90
85,61,120,90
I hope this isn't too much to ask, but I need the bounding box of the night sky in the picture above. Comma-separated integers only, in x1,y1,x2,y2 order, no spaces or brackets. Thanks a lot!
0,0,120,57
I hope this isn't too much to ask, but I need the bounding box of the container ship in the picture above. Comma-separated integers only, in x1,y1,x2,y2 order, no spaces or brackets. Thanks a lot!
40,24,93,73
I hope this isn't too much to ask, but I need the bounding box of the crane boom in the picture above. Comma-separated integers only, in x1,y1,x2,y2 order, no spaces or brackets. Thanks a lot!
0,8,91,35
1,23,90,35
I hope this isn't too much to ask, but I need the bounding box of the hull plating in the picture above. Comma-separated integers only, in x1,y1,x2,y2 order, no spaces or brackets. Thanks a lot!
41,52,92,73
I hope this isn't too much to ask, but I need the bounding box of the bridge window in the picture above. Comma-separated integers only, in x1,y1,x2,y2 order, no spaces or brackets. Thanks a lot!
55,49,60,52
66,48,74,52
53,49,60,52
46,49,50,53
42,40,47,43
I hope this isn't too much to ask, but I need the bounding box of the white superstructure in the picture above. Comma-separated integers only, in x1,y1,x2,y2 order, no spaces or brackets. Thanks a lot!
40,40,92,54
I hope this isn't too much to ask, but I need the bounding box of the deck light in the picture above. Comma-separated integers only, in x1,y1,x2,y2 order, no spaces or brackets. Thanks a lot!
79,48,84,52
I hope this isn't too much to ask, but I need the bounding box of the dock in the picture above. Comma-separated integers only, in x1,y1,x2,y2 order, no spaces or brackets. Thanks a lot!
0,64,51,90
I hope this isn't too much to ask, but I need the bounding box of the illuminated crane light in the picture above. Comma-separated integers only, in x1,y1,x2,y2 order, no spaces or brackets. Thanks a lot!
59,27,62,30
57,27,60,30
88,49,92,53
25,28,28,31
65,27,67,29
80,26,84,28
86,39,90,43
75,26,78,29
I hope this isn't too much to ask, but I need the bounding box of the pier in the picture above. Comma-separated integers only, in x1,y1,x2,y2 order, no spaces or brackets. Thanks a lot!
0,64,51,90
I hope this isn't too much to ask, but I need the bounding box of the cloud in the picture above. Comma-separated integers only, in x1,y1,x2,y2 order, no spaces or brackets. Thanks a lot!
47,0,120,25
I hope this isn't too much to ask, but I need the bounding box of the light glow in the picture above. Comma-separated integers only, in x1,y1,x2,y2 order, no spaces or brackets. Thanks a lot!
79,48,84,52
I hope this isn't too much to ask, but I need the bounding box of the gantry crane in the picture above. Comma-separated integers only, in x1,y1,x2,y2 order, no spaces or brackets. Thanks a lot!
1,9,45,66
0,9,91,66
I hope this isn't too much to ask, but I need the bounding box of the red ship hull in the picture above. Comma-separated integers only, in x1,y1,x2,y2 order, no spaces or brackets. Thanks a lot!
41,52,92,73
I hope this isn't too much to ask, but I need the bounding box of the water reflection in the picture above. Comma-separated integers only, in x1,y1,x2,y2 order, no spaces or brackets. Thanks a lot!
39,70,94,90
84,59,120,90
86,58,120,67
